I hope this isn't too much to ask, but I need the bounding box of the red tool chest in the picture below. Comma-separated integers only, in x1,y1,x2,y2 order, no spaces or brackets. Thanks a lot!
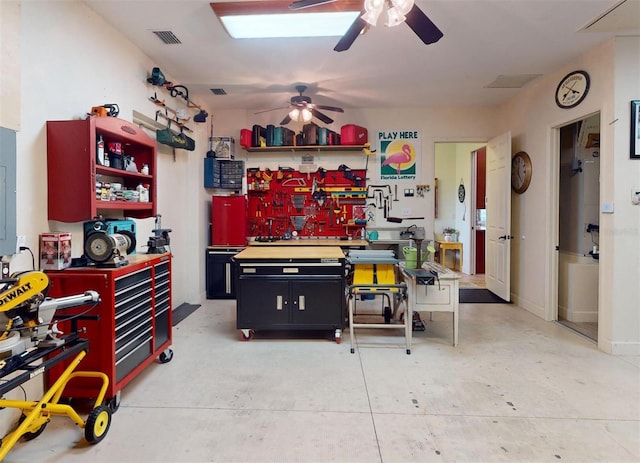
45,254,172,407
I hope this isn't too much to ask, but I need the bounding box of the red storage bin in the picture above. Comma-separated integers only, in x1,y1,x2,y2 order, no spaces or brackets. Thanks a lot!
240,128,252,149
341,124,368,145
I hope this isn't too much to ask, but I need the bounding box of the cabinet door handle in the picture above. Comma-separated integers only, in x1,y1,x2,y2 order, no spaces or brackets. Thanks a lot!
225,263,231,294
276,295,283,310
298,295,305,310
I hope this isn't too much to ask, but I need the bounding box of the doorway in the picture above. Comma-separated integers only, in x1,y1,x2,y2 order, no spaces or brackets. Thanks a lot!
434,142,486,288
556,113,600,341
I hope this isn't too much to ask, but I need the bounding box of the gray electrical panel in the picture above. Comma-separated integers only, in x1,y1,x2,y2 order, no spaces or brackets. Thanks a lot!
0,126,17,257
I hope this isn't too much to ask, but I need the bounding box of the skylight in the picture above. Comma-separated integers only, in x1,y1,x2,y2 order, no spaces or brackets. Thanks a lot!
219,11,360,39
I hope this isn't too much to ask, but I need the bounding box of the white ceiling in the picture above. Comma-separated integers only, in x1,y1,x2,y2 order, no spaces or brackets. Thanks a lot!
84,0,639,116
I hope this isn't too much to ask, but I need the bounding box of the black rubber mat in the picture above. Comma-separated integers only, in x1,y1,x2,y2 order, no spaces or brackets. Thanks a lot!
172,303,201,326
459,289,509,304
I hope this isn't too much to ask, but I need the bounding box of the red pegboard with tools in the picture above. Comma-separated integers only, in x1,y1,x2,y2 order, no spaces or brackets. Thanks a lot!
246,166,368,239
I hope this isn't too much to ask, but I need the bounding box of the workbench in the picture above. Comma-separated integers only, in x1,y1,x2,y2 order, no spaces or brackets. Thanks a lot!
400,262,460,346
248,238,367,250
234,246,346,342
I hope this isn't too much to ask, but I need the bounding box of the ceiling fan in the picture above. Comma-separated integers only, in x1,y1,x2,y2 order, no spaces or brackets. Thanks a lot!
289,0,444,52
256,85,344,125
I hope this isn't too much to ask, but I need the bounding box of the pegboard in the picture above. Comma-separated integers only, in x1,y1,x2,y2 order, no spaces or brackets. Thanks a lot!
247,167,368,239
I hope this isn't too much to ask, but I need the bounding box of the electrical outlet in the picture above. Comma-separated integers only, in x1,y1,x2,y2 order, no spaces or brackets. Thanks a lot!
16,235,26,254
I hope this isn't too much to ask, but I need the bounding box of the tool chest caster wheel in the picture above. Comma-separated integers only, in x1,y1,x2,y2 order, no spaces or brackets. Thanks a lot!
158,349,173,364
84,405,111,444
108,391,121,413
240,329,255,341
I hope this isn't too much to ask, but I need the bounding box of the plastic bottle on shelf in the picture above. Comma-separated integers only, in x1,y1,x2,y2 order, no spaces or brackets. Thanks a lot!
141,164,149,175
137,183,149,202
96,135,105,165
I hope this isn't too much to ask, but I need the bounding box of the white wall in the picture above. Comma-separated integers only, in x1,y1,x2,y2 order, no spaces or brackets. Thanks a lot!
12,1,211,308
0,1,20,131
497,37,640,354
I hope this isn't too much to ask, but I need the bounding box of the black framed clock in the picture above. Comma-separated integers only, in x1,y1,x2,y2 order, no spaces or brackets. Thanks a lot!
511,151,532,194
555,70,590,109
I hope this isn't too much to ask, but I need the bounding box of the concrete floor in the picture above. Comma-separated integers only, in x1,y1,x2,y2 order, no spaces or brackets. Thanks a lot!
4,299,639,463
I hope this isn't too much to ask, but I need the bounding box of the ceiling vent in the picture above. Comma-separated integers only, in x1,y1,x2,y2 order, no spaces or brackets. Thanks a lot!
485,74,542,89
210,88,227,95
152,30,182,44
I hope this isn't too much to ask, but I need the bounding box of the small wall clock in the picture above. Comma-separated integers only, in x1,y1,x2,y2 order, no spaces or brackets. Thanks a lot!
511,151,532,194
458,180,466,203
555,70,590,109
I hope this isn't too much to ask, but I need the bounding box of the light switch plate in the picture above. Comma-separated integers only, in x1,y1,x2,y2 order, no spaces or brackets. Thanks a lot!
601,202,614,213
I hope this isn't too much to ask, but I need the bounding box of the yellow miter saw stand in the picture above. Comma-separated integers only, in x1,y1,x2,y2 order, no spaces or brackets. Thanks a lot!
0,271,112,459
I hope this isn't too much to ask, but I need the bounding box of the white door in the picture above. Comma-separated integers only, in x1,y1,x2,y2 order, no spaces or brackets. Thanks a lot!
485,132,512,300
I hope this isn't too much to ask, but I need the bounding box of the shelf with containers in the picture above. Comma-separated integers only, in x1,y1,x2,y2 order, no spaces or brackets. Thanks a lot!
46,117,157,222
244,145,367,153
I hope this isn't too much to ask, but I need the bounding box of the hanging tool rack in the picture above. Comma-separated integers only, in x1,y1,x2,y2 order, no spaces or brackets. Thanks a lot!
149,94,193,132
246,167,368,239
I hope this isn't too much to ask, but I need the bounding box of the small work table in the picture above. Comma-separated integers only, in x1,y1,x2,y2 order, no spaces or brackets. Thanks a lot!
400,262,460,346
436,241,463,271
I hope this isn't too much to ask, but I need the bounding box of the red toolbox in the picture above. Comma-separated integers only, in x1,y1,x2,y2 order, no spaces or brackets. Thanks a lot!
341,124,368,145
240,128,252,149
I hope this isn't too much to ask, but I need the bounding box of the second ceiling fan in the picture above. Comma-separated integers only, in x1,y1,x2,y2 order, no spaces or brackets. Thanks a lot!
257,85,344,125
289,0,444,52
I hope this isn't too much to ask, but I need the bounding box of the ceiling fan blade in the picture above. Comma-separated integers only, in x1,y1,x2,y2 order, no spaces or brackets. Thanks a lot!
280,114,292,125
254,106,289,115
289,0,337,10
334,12,366,52
404,4,444,45
311,108,334,124
315,104,344,113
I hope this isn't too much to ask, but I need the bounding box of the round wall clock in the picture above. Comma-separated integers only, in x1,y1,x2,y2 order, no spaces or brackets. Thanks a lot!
555,70,590,109
511,151,532,194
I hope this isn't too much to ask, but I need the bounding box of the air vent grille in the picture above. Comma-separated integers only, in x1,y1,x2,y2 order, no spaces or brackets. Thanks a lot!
210,88,227,95
485,74,541,89
152,30,182,44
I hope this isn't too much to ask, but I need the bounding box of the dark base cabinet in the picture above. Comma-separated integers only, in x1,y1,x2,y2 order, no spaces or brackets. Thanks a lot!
206,247,243,299
234,247,345,342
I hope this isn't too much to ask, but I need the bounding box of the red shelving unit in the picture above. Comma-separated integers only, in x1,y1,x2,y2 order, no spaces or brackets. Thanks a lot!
46,117,157,222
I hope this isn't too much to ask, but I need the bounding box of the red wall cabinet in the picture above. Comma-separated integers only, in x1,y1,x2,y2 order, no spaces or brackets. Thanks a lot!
45,254,172,405
46,117,157,222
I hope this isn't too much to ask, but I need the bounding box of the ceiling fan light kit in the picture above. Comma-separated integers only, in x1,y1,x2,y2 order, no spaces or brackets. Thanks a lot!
289,0,443,51
363,0,414,27
289,107,313,123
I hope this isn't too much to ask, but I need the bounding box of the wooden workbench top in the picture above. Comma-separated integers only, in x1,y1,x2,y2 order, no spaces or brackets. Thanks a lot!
234,246,345,260
249,239,367,247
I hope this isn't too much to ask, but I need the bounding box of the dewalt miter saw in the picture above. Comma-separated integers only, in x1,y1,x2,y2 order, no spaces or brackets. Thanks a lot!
0,271,100,358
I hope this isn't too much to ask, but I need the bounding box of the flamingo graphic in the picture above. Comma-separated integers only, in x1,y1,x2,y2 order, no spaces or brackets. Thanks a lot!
382,144,413,174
